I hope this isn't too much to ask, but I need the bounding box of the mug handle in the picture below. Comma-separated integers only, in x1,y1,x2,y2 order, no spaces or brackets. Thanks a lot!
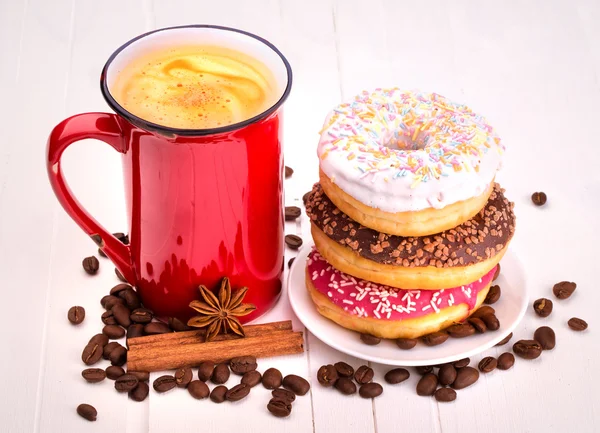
46,112,135,284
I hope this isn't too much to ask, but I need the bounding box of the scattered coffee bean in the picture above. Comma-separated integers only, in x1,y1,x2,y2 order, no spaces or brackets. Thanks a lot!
76,404,97,422
531,191,547,206
302,191,311,204
282,374,311,395
288,257,295,268
98,248,106,257
115,267,127,282
128,371,150,382
453,358,470,368
451,367,479,389
102,341,120,360
188,380,210,399
272,388,296,402
446,323,476,338
119,288,141,310
478,357,497,373
129,381,149,402
113,232,129,244
421,331,449,346
416,366,433,375
82,256,100,275
360,333,381,345
262,368,283,389
82,368,106,383
493,263,501,281
416,373,438,396
168,317,191,332
241,370,262,387
115,374,139,392
568,317,588,331
396,338,418,350
197,361,215,382
105,366,125,380
533,298,553,317
210,385,228,403
175,367,193,388
534,326,556,350
153,375,177,393
226,383,251,401
102,295,124,310
468,317,487,333
434,387,457,402
211,363,230,384
284,234,303,250
101,310,117,326
144,322,171,335
470,306,495,319
109,283,131,296
495,332,513,346
67,306,85,325
127,324,145,339
317,364,338,387
481,313,500,331
359,382,383,398
111,303,132,328
285,165,294,178
82,335,107,365
384,368,410,385
268,398,292,417
513,340,542,359
485,285,501,304
354,365,374,384
553,281,576,299
285,206,301,221
102,324,125,339
109,344,127,366
438,365,457,386
335,377,357,395
334,362,354,378
230,356,257,375
497,352,515,370
130,308,153,324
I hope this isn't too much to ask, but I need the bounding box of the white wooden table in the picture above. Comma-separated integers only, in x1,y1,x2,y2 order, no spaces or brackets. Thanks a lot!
1,0,598,432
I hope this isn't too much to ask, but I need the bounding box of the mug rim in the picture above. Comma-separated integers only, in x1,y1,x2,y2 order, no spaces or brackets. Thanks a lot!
100,24,293,137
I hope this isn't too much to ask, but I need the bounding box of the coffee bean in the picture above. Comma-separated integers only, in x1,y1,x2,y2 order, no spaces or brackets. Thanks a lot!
197,361,215,382
115,374,138,392
111,303,131,328
102,324,125,339
82,340,105,365
359,382,383,398
495,332,513,346
470,306,495,319
568,317,588,331
451,367,479,389
416,373,438,396
421,331,449,346
230,356,257,375
453,358,470,368
268,398,292,417
285,234,303,250
334,377,357,395
360,333,381,345
334,362,354,377
113,232,129,245
98,248,106,257
485,285,501,304
446,323,476,338
438,365,457,386
241,370,262,387
211,363,230,384
396,338,418,350
493,263,501,281
354,365,374,384
102,295,125,310
533,298,553,317
226,383,251,401
144,322,171,335
128,371,150,382
102,341,120,360
534,326,556,350
175,367,193,388
82,256,99,275
101,310,117,326
262,367,283,389
468,317,487,333
109,283,131,296
82,368,106,383
513,340,542,359
494,355,514,374
317,364,338,387
478,357,497,373
119,288,141,310
210,385,228,403
68,306,85,325
129,381,149,402
188,380,210,399
285,165,294,178
434,387,457,402
115,267,127,282
127,324,145,339
416,366,433,375
481,313,500,331
76,404,97,421
130,308,153,324
168,317,191,332
384,368,410,384
302,191,311,204
288,257,295,268
105,366,125,380
285,206,301,221
109,344,127,366
531,191,547,206
88,332,111,347
153,375,176,393
553,281,576,299
282,374,311,395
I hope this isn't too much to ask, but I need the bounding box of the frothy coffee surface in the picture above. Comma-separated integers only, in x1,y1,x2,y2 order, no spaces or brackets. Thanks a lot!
110,45,278,129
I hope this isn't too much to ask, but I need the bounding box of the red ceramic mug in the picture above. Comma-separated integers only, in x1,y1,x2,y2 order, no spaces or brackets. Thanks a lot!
46,25,292,322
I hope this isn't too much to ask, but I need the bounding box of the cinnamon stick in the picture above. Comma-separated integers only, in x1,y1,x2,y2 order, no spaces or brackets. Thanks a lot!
127,330,304,372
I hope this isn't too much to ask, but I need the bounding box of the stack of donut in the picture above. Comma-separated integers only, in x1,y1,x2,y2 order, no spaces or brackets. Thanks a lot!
305,89,516,340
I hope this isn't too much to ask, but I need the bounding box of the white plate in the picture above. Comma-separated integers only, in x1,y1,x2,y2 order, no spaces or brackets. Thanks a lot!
288,242,528,366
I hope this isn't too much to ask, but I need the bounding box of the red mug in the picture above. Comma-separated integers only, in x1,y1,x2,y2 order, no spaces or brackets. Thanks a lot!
46,25,292,322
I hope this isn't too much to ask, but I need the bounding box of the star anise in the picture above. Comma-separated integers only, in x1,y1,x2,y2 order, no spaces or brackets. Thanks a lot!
187,277,256,342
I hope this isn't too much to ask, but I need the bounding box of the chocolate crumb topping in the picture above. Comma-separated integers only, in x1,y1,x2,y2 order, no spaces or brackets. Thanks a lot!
305,183,515,268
